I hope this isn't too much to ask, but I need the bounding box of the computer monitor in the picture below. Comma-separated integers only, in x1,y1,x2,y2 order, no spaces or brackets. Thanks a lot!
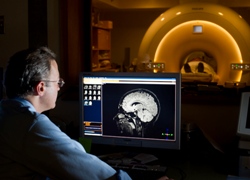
79,72,181,150
237,92,250,140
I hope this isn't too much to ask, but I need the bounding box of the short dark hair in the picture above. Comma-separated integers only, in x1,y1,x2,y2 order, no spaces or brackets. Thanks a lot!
4,47,56,98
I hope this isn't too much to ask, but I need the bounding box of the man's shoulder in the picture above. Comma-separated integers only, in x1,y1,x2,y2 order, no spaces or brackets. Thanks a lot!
0,98,52,129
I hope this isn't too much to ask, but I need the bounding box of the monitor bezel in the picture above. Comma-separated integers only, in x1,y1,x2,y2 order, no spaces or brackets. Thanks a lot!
79,72,181,150
237,92,250,139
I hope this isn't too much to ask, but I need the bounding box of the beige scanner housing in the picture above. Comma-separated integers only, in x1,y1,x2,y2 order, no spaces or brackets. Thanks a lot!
138,2,250,86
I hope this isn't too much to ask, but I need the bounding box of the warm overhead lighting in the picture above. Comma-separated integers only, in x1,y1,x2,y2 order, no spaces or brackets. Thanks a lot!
239,15,242,19
176,12,181,15
218,12,223,16
161,17,165,21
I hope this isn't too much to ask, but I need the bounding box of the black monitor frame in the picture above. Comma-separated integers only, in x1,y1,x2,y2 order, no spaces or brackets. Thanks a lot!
237,92,250,140
0,67,3,100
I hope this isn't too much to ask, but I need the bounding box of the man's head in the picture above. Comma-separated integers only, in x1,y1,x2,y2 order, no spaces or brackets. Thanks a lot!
4,47,63,112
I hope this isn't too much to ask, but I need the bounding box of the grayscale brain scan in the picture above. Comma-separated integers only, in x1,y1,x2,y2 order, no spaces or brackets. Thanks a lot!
113,88,160,137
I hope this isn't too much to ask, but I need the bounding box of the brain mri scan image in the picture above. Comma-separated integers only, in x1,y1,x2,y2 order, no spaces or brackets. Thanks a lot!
113,88,160,137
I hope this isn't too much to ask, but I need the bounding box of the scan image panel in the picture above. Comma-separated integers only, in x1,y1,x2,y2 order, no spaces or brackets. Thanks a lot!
114,88,160,137
102,83,176,141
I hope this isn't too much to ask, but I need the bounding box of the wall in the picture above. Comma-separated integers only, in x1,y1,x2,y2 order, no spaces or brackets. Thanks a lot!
0,0,29,68
47,0,61,68
100,9,166,68
0,0,61,70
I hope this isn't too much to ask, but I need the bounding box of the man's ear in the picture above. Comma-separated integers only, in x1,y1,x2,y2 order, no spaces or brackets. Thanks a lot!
35,81,46,96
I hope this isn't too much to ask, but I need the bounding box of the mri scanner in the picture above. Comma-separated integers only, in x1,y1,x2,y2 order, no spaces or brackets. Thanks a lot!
137,2,250,86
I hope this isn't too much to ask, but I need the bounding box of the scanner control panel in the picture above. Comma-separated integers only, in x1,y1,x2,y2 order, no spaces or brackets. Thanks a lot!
231,63,250,70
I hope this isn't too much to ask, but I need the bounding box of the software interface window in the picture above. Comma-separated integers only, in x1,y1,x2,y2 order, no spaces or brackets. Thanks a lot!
80,73,181,150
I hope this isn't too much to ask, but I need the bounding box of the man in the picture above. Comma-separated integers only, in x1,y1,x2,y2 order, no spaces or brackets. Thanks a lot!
0,47,131,179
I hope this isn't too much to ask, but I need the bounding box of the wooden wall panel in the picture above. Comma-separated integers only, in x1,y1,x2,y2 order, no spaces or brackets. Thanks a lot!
60,0,92,87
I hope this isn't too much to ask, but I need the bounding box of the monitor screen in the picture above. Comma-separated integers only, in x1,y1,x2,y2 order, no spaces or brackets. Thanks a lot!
237,92,250,139
79,72,181,150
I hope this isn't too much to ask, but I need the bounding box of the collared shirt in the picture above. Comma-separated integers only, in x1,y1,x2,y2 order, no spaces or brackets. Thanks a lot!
0,98,131,180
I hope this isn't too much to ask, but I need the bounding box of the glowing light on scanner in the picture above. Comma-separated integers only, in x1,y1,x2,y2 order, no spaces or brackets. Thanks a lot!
160,13,165,21
176,12,181,15
218,12,223,16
